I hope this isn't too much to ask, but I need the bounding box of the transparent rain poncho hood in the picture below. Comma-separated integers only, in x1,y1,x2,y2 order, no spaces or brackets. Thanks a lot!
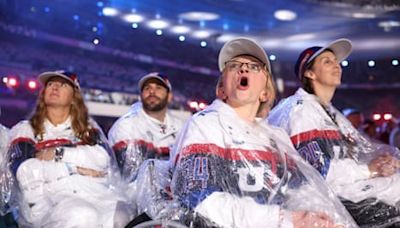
168,99,356,228
269,88,400,227
0,124,8,169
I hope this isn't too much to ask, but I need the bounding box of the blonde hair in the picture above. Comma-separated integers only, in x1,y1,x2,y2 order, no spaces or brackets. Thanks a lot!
30,84,94,144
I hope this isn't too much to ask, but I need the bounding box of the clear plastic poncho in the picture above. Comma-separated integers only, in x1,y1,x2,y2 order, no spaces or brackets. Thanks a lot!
0,118,134,227
167,99,357,228
0,124,8,170
268,88,400,227
108,101,184,220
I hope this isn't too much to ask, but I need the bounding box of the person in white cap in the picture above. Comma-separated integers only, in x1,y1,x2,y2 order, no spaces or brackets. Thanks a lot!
268,39,400,226
169,37,356,228
1,70,133,227
108,72,185,221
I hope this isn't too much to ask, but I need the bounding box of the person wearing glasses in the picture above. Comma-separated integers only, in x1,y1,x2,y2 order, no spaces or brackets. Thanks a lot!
268,39,400,227
1,71,133,227
169,37,356,227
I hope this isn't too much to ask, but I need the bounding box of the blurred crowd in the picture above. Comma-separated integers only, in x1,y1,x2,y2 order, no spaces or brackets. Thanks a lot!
342,108,400,149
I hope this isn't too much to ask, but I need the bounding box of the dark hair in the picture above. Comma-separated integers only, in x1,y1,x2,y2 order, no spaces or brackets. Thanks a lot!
300,48,334,94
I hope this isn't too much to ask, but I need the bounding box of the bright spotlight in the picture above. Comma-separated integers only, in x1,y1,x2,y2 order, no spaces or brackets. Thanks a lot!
6,76,19,88
200,41,207,47
27,80,38,90
179,35,185,42
9,78,17,86
102,7,118,16
156,29,163,35
147,19,169,29
274,9,297,21
198,102,207,110
189,101,198,109
383,113,393,120
341,60,349,67
171,25,190,34
392,59,399,66
193,30,211,39
269,55,276,61
123,14,144,23
372,113,381,121
368,60,375,67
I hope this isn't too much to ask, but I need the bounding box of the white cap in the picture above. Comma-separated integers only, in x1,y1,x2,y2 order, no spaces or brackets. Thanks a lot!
310,38,352,65
38,70,80,89
138,72,172,92
295,38,352,80
218,37,271,73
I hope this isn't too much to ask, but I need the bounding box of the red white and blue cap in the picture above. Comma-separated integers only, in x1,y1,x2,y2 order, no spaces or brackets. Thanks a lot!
138,72,172,92
295,38,352,80
38,70,80,89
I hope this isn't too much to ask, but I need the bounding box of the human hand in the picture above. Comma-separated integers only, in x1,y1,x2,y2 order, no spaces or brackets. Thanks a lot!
292,211,341,228
35,148,56,161
368,154,400,178
76,166,106,177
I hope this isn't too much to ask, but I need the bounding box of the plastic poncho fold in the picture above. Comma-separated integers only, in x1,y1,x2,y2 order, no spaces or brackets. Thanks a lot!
167,99,356,228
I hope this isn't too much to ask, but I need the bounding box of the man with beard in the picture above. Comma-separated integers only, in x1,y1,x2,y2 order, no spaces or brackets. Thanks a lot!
108,72,185,222
109,72,184,181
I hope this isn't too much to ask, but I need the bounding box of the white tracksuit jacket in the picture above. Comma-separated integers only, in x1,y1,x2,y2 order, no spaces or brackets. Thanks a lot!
171,99,356,228
269,88,400,207
108,102,184,181
5,118,130,228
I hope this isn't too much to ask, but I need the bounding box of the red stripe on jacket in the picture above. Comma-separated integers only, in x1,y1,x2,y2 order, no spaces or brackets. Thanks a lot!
180,143,282,172
11,137,35,146
290,129,341,146
112,140,170,155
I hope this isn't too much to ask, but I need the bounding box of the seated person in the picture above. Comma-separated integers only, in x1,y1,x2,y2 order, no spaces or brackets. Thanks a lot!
1,71,133,227
108,73,185,219
269,39,400,227
0,123,17,227
169,37,356,228
0,123,8,167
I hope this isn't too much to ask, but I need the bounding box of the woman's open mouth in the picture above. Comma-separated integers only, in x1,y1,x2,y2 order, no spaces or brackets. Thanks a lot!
237,76,249,90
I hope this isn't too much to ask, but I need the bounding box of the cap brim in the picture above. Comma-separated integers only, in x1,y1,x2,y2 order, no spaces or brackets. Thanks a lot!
38,72,76,87
218,37,271,73
309,38,352,64
138,74,171,92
